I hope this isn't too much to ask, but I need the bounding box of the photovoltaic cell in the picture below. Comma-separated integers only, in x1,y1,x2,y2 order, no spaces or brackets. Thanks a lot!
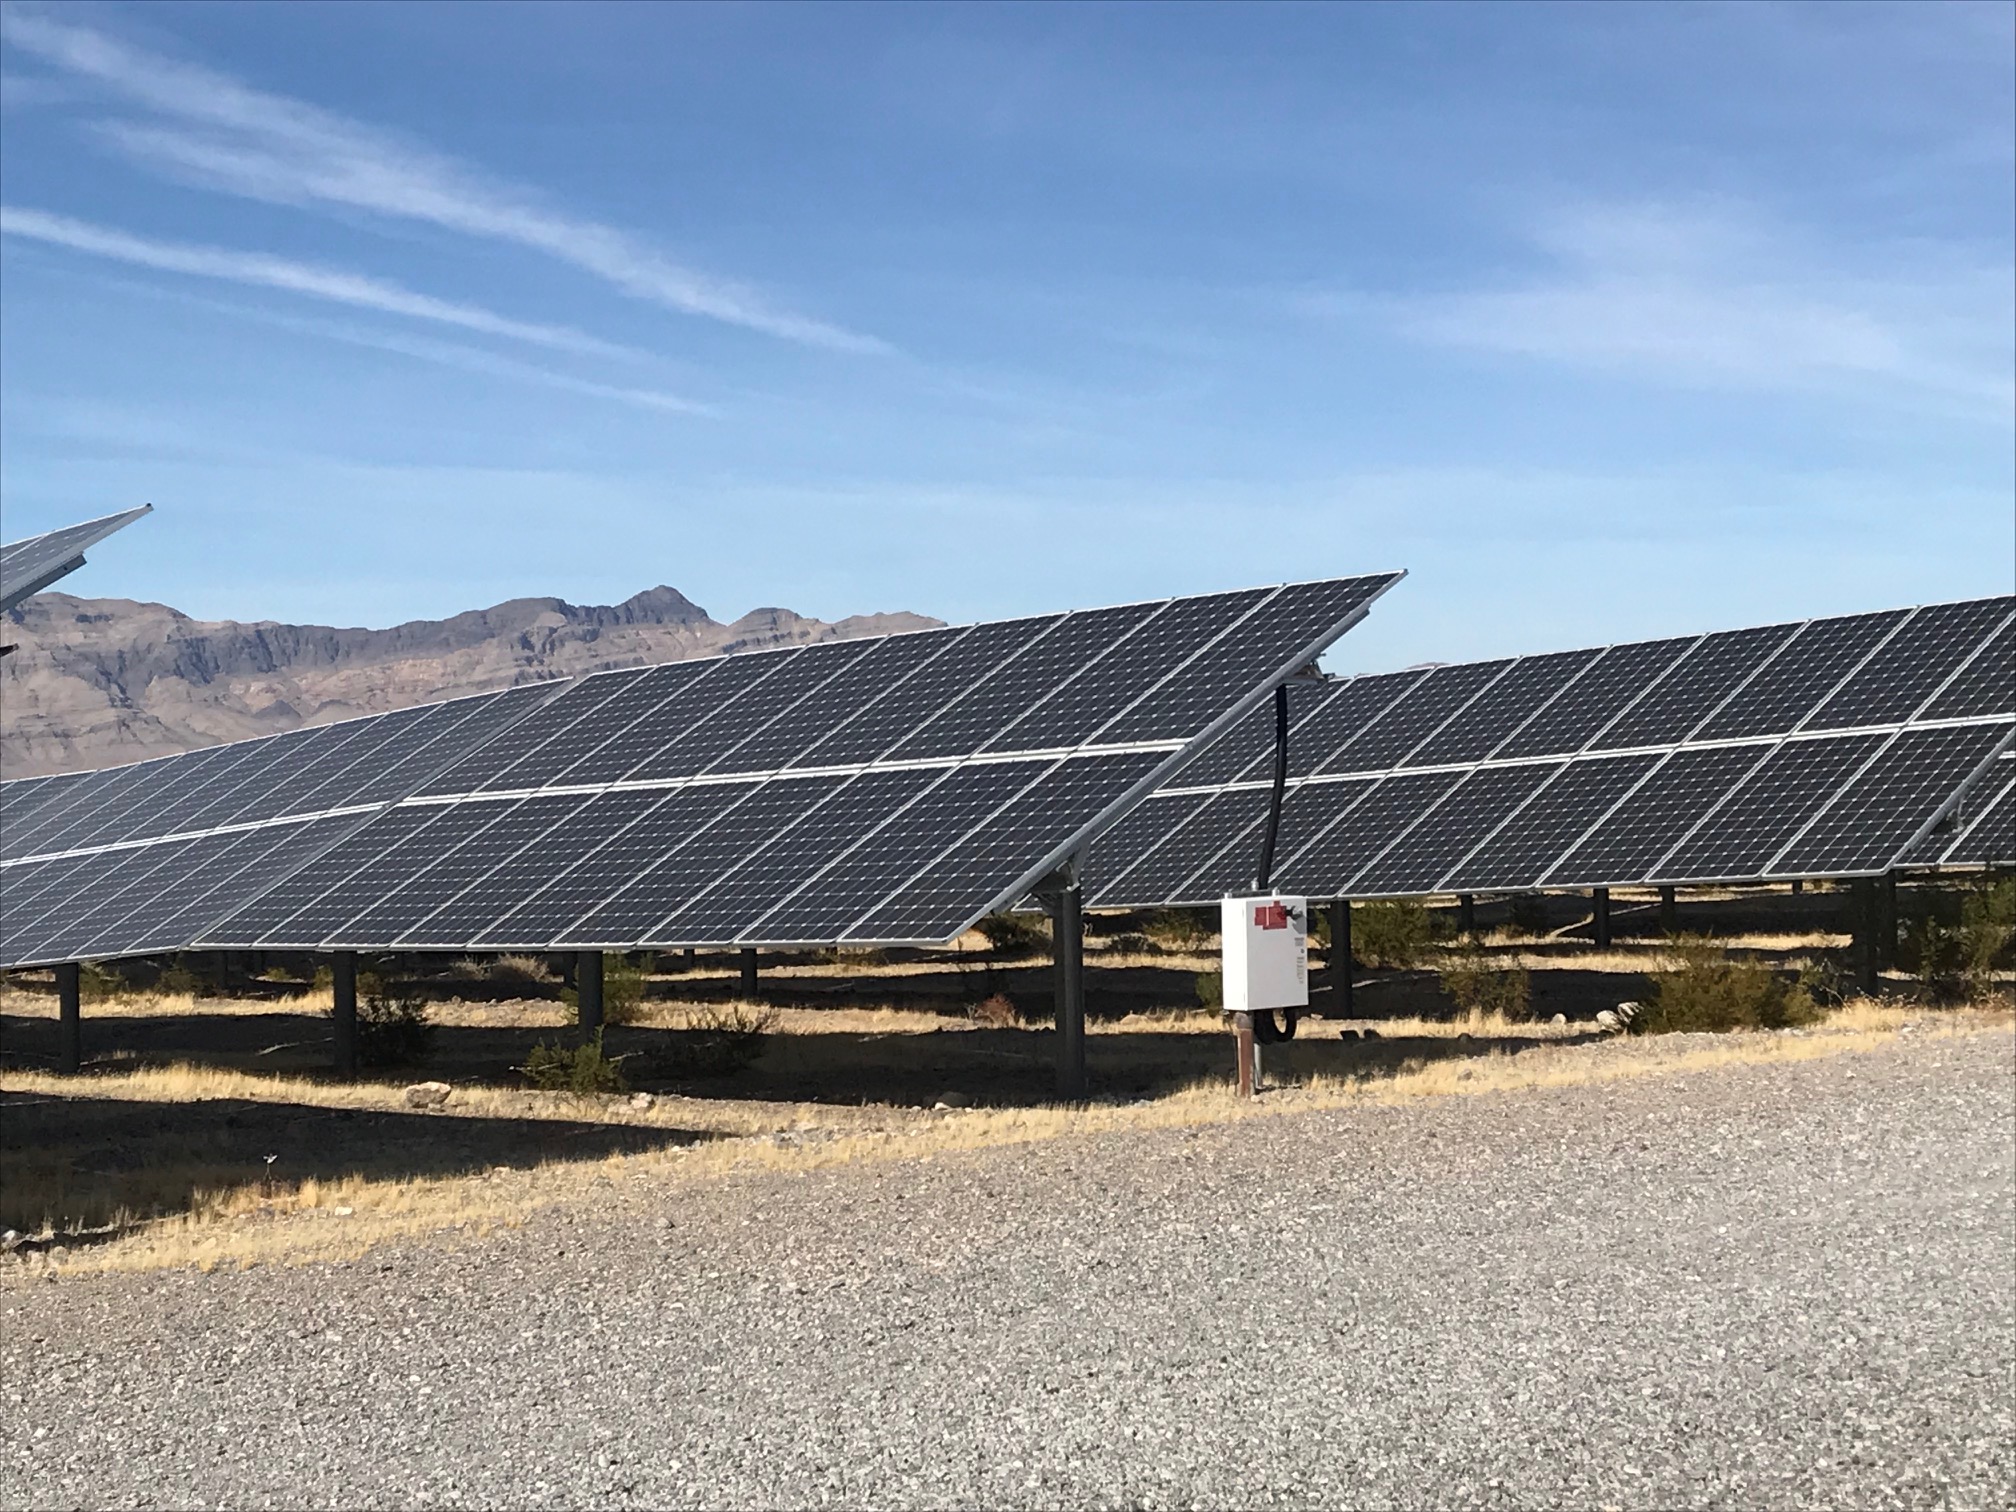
991,589,1268,752
1693,611,1905,741
707,631,955,775
559,777,848,944
1275,772,1462,897
1348,763,1559,896
749,761,1047,941
887,605,1160,762
468,786,742,947
1179,781,1354,902
1099,577,1390,743
791,619,1047,768
1919,618,2014,721
1597,623,1797,749
1804,598,2011,731
368,793,606,947
1404,650,1601,767
1444,757,1654,892
1081,791,1216,901
624,649,847,781
1941,771,2014,864
845,751,1165,940
202,804,448,944
654,768,942,943
1543,744,1770,886
1771,725,2013,877
1654,736,1885,882
1320,662,1513,773
1491,637,1695,760
1098,787,1276,906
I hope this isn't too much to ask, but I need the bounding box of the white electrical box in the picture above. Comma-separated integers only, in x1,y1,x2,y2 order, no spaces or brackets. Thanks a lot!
1220,894,1309,1014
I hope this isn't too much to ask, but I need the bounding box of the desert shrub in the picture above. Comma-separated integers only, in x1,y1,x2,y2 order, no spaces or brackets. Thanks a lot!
969,993,1023,1028
1796,957,1848,1010
76,962,124,1004
1632,938,1821,1035
1105,931,1153,956
157,957,199,997
354,972,435,1067
1957,877,2015,1002
1438,944,1531,1022
1142,908,1212,953
976,911,1050,954
1353,900,1431,969
521,1031,628,1096
559,952,652,1025
652,1003,777,1079
1195,970,1223,1011
1504,893,1551,938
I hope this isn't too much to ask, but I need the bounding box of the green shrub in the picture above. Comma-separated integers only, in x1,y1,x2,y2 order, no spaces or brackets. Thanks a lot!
1195,970,1223,1011
1142,908,1212,953
1105,932,1153,955
1633,938,1822,1035
1505,893,1551,938
1957,877,2015,1002
643,1003,777,1080
1353,900,1431,969
76,962,124,1004
354,972,435,1067
521,1031,628,1096
559,953,653,1025
158,957,199,997
1796,957,1848,1010
1896,878,2013,1003
976,911,1050,954
1438,944,1531,1022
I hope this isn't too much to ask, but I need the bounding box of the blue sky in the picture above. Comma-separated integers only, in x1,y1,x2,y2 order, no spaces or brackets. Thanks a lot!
1,0,2010,674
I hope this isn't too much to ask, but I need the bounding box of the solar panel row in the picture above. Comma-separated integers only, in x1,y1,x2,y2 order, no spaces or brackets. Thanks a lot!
1087,595,2014,906
0,575,1399,967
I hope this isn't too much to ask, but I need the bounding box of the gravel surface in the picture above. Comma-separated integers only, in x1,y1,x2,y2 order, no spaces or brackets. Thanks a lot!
3,1030,2012,1510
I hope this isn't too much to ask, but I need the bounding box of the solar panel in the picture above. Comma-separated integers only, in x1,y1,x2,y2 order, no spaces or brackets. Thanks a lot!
0,505,152,614
1092,593,2014,904
1,574,1401,965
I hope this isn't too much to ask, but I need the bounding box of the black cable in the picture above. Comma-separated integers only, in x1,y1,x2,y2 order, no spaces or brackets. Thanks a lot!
1254,683,1289,892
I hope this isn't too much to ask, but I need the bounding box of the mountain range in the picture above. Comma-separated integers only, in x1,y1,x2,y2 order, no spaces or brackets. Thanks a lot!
0,587,941,780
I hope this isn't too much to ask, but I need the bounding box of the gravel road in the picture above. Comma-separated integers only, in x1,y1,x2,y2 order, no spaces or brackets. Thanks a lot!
4,1030,2012,1510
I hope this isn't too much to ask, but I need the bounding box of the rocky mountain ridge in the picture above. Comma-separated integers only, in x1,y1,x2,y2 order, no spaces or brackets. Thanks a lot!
1,587,942,779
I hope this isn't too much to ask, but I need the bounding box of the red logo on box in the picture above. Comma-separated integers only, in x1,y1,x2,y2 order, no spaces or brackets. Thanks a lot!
1253,902,1288,931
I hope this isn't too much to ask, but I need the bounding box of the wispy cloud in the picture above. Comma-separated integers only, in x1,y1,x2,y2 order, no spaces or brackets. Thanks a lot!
0,9,885,354
1326,201,2014,422
1,205,649,363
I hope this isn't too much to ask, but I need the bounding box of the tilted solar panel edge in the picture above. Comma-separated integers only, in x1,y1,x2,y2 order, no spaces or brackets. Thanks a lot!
888,574,1405,945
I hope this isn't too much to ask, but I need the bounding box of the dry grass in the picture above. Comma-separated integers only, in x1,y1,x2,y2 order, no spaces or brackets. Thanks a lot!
6,997,2006,1280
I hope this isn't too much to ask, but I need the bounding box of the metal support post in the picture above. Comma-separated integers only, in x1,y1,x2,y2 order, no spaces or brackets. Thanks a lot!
1329,899,1353,1017
1591,888,1612,949
1233,1012,1257,1097
576,950,604,1038
1877,872,1898,971
331,951,358,1078
1790,878,1803,895
1457,893,1476,936
739,947,759,999
1658,885,1677,935
55,961,81,1075
1053,880,1086,1100
1850,878,1878,996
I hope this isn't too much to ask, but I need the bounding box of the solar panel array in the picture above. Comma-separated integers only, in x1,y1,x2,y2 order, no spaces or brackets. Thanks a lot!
0,505,153,615
0,575,1399,967
1086,595,2014,907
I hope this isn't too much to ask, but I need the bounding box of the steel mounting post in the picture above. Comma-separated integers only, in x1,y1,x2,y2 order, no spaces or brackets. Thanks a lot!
1457,893,1476,937
1328,899,1353,1018
55,961,81,1075
1591,888,1613,949
1037,864,1087,1100
577,950,605,1039
739,947,759,999
1658,886,1678,935
331,951,358,1078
